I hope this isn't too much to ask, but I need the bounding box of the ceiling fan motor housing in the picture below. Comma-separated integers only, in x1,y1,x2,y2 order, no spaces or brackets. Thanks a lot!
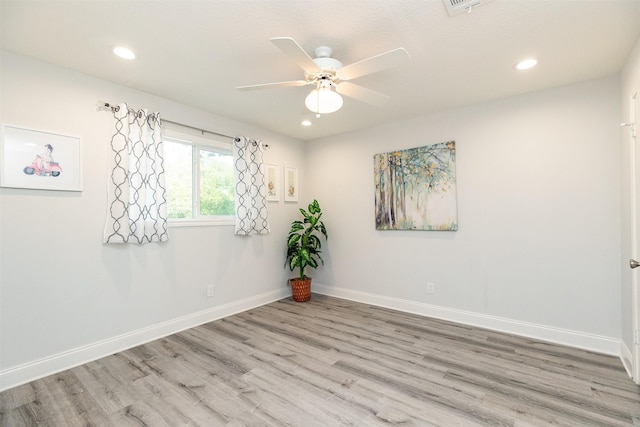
312,46,343,74
310,56,342,85
313,57,343,71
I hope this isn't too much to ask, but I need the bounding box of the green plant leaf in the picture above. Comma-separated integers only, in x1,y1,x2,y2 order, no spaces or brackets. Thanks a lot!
287,233,301,247
308,200,320,214
300,248,312,263
308,234,321,250
288,254,300,271
308,257,318,268
299,208,311,220
290,221,304,232
319,222,328,239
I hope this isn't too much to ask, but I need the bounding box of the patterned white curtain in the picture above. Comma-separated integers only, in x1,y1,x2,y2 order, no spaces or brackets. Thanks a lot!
233,136,270,235
103,103,168,244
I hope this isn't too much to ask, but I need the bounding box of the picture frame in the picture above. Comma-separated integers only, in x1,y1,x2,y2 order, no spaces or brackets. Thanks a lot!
264,163,280,202
0,124,82,192
284,166,299,202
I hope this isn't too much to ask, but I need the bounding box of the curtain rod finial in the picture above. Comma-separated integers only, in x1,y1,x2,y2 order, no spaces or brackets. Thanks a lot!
96,100,110,111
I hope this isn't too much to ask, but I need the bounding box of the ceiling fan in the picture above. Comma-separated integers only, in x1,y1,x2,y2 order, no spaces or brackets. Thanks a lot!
237,37,411,115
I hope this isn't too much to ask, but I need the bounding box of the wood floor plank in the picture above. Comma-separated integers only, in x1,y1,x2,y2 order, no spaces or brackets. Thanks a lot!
2,294,639,426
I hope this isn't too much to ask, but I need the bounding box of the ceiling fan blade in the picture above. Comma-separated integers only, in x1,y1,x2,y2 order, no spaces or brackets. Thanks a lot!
336,48,410,81
271,37,321,74
237,80,309,91
336,82,390,107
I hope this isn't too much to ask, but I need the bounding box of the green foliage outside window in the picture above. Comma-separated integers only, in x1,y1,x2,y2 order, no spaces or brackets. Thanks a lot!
199,150,235,216
164,139,235,219
165,140,193,219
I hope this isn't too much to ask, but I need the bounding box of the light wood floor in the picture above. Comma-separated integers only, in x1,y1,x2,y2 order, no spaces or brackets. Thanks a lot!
1,294,639,426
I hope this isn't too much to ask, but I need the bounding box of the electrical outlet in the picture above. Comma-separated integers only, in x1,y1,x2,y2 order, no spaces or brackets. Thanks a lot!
426,282,435,294
207,285,214,297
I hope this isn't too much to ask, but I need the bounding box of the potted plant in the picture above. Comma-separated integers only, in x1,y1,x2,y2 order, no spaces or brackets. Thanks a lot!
285,199,328,302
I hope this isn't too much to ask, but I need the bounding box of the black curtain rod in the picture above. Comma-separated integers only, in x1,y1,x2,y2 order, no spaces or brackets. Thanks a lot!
97,101,237,141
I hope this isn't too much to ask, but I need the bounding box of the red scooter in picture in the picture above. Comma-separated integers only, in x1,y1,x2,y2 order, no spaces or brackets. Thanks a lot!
23,144,63,177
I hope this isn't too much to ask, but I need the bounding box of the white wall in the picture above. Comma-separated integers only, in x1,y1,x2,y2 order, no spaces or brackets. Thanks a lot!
0,51,306,390
307,76,622,353
620,36,640,374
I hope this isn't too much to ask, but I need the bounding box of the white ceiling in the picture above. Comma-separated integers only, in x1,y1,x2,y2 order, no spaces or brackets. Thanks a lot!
1,0,640,141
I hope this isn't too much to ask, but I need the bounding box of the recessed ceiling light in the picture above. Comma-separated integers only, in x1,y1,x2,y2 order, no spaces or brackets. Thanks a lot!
301,120,312,127
515,58,538,70
113,46,136,60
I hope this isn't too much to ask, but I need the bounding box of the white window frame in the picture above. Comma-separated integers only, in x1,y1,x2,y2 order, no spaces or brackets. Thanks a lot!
164,127,234,227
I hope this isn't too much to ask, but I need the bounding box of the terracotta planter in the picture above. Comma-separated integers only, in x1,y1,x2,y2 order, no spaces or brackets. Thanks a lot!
289,277,312,302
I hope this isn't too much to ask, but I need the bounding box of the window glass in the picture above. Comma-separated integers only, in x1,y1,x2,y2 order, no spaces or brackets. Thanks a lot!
165,139,193,219
163,129,234,225
199,148,234,216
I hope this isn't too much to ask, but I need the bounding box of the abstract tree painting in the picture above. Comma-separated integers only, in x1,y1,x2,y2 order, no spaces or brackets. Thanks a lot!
374,141,457,231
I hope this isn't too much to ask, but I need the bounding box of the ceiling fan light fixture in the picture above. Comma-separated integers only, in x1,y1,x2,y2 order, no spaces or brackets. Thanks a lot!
305,87,343,114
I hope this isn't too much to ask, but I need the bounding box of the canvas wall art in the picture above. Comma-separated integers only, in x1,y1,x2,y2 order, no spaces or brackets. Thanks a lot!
374,141,457,231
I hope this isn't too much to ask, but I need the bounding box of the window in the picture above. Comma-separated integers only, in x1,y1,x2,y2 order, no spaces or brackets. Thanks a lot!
163,129,234,226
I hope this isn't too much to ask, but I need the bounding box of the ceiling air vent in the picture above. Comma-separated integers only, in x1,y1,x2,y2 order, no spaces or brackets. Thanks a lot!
443,0,490,16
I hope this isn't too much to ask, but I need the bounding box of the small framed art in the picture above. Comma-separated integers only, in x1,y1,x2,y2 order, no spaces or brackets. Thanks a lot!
284,166,299,202
264,163,280,202
0,124,82,192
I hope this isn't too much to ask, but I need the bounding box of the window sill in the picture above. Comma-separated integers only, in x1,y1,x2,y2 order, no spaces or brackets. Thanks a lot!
168,217,234,227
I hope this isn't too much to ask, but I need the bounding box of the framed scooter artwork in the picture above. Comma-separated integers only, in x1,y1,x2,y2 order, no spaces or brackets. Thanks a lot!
0,124,82,192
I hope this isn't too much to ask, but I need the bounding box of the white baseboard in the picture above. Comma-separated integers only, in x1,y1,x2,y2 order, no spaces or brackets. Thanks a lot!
620,339,634,378
313,284,621,356
0,288,290,392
